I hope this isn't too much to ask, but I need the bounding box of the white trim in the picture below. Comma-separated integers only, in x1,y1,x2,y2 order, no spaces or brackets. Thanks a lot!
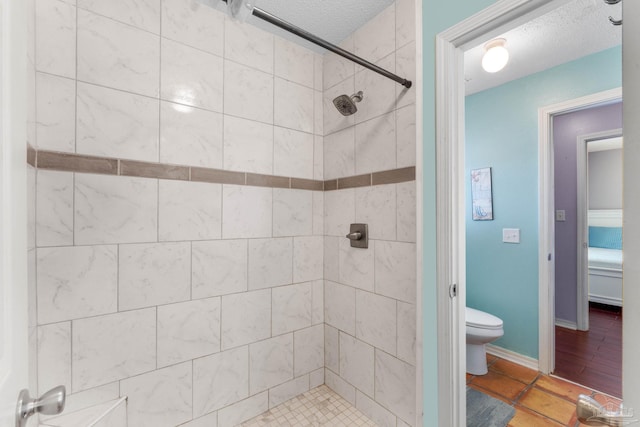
537,87,622,374
486,344,539,372
414,0,424,424
555,319,577,330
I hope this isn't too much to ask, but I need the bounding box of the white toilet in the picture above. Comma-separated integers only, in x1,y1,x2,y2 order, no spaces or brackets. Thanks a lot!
466,306,504,375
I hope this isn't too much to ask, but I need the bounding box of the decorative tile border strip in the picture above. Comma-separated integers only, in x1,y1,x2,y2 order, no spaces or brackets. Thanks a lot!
29,147,414,191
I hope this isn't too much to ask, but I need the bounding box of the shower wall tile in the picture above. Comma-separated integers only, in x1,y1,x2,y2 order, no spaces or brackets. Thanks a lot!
158,180,222,241
324,281,355,335
248,238,293,290
356,290,397,356
324,188,355,237
192,239,248,298
397,181,416,242
396,103,416,168
356,391,397,427
118,242,191,311
269,375,310,408
355,184,397,241
221,289,271,349
77,9,159,97
36,0,76,78
355,112,396,174
396,0,415,48
323,236,340,283
311,280,324,325
36,72,75,152
339,238,375,292
161,38,223,112
374,241,416,303
37,245,118,324
37,322,71,393
72,308,156,391
294,324,324,377
161,0,223,55
324,324,339,373
222,185,272,239
78,0,161,34
397,302,416,366
74,173,157,245
274,78,314,134
224,60,274,124
324,126,355,180
273,127,314,179
325,369,356,405
36,170,73,247
225,17,274,74
323,78,355,135
396,41,417,108
274,37,315,89
354,55,397,124
223,115,273,174
76,82,160,162
314,94,324,141
120,362,192,427
314,54,323,92
354,4,396,65
217,392,268,427
293,236,323,283
160,101,223,168
323,36,355,91
182,412,218,427
43,382,120,420
339,332,375,398
157,297,221,367
374,351,416,426
312,190,324,235
193,346,249,416
272,282,312,335
249,334,294,394
273,189,313,237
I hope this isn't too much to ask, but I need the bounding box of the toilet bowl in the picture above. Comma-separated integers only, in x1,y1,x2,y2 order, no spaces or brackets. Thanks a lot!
466,307,504,375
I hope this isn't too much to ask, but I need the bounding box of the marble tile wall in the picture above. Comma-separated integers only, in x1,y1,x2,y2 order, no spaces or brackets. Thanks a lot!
322,0,418,426
34,1,325,426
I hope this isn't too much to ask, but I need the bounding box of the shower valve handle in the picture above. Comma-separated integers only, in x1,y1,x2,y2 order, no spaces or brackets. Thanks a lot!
346,232,362,241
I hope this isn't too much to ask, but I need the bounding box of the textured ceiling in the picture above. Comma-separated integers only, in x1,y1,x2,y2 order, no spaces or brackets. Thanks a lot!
205,0,395,52
464,0,622,95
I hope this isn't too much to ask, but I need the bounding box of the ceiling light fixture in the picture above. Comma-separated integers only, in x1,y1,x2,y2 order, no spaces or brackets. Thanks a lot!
482,38,509,73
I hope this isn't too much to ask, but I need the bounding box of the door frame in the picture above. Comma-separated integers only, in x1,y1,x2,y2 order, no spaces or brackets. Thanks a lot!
537,88,622,373
576,128,623,331
435,0,562,423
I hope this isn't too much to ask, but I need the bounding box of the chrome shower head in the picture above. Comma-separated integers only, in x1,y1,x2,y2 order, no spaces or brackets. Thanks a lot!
333,91,364,116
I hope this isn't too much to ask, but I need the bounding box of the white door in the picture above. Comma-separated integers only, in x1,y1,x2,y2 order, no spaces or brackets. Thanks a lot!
0,0,30,425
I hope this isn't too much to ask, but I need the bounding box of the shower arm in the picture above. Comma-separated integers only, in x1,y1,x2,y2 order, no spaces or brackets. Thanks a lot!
221,1,412,89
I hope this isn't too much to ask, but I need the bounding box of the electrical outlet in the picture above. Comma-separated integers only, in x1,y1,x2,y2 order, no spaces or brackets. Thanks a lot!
503,228,520,243
556,210,566,221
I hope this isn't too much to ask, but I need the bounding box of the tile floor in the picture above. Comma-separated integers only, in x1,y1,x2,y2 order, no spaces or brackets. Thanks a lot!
468,354,623,427
240,385,377,427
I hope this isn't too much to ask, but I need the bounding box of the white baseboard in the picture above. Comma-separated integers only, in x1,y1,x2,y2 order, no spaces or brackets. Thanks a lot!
486,344,539,371
555,319,577,330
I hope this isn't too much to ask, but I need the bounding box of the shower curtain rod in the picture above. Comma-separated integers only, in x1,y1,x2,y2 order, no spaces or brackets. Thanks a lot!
221,1,412,88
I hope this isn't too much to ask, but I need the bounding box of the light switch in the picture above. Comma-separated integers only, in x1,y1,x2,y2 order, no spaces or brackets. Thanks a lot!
503,228,520,244
556,210,566,222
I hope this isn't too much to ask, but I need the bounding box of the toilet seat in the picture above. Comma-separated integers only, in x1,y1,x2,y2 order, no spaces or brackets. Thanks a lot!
466,307,503,330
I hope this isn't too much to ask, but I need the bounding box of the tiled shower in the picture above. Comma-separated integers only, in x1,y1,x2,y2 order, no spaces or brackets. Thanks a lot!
27,0,417,426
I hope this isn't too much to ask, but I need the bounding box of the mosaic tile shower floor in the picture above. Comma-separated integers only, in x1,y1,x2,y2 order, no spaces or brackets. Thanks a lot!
240,385,377,427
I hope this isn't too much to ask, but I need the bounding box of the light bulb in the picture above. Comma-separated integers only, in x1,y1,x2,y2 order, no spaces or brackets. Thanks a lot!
481,39,509,73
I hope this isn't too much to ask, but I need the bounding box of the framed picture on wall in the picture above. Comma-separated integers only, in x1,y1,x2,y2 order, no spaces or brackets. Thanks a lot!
471,167,493,220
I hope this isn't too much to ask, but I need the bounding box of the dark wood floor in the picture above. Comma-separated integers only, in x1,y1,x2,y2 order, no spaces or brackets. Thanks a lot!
554,303,622,397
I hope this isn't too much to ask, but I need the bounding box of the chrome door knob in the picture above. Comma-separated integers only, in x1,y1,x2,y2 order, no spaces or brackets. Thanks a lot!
16,385,66,427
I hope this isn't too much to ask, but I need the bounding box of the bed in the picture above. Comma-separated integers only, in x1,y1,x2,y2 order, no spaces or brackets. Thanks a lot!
588,209,623,307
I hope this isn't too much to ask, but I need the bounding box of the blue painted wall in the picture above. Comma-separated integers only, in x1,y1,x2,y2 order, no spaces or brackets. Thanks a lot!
465,46,622,358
